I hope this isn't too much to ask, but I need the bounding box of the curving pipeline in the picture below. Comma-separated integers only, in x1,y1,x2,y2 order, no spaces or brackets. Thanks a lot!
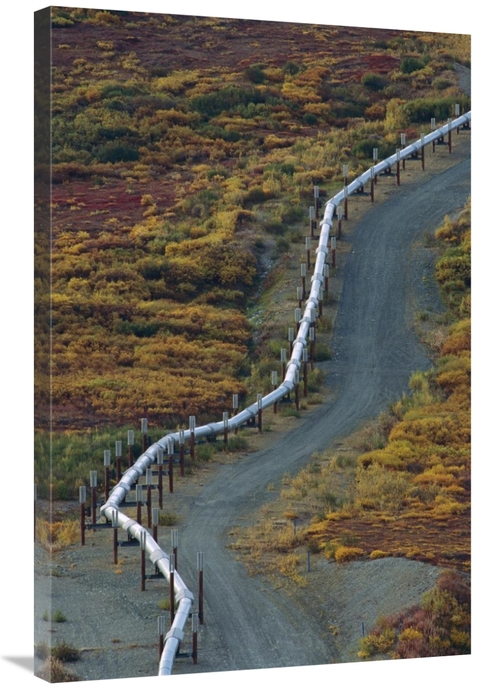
99,110,471,675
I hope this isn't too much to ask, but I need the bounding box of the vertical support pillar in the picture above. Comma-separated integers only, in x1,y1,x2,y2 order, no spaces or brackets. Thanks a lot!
223,412,229,445
401,133,406,169
448,118,452,153
197,552,204,624
297,285,303,308
295,307,302,335
127,430,135,469
372,148,378,185
79,485,86,546
305,236,311,270
146,468,153,528
257,393,263,433
370,166,375,202
396,148,401,185
302,348,308,397
294,369,300,411
115,440,122,482
323,263,329,294
310,326,315,371
192,613,199,664
189,416,196,463
331,235,337,268
313,185,320,219
288,327,295,357
90,470,97,528
318,287,324,318
112,509,118,565
431,118,436,152
337,204,343,239
152,507,159,545
171,529,179,570
104,450,111,502
140,530,147,592
157,446,164,509
158,616,166,662
420,133,425,170
232,394,239,435
141,417,148,454
167,437,174,493
136,484,143,525
301,262,307,297
455,103,461,132
169,553,175,625
272,371,278,414
308,206,315,238
179,430,185,475
281,348,287,382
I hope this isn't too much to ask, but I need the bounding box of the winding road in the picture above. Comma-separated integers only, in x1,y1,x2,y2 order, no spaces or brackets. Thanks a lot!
176,152,471,673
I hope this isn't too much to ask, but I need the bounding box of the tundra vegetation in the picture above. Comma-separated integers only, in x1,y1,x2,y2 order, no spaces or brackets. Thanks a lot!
35,10,469,511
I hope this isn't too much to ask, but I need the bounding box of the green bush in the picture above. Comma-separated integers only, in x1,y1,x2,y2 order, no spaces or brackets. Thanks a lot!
401,56,426,74
404,96,470,123
244,65,266,84
96,143,139,163
362,72,386,91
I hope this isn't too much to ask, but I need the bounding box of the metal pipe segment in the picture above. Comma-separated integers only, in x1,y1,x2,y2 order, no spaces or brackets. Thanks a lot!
98,110,470,675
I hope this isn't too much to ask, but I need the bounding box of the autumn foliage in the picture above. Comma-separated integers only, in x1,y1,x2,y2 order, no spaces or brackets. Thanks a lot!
358,570,470,659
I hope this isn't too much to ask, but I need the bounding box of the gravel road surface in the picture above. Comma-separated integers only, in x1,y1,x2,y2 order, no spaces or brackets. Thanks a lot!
35,142,470,682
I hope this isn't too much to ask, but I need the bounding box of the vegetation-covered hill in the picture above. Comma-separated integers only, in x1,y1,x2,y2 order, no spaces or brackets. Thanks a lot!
36,8,470,432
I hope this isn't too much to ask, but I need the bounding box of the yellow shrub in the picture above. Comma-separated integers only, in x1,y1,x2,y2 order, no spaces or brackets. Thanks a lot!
399,627,423,642
335,546,364,563
369,550,390,560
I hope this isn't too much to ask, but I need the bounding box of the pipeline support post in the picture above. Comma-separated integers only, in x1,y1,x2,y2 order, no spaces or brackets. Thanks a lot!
146,468,153,528
115,440,122,482
197,552,204,624
301,262,307,297
343,165,349,220
272,371,278,414
136,484,143,525
90,470,97,529
112,509,118,565
192,613,199,664
127,430,135,469
157,446,164,509
232,394,239,435
141,417,148,454
167,436,174,493
79,485,86,546
158,616,166,663
170,556,175,622
140,530,146,592
171,529,179,571
179,430,185,476
189,416,196,463
309,205,315,238
104,450,111,502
